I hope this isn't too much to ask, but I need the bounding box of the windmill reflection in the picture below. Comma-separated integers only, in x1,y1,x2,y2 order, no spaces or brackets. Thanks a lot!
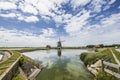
57,49,62,57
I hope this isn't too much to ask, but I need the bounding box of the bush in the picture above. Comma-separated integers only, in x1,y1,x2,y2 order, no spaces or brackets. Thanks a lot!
13,74,24,80
80,49,118,66
96,70,117,80
19,57,27,66
80,48,119,80
95,49,98,52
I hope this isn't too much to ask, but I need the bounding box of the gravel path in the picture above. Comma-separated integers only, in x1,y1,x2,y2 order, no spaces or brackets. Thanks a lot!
110,49,120,66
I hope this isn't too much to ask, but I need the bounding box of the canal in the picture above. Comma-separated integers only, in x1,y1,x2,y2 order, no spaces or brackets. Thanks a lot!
0,54,3,61
116,48,120,52
23,49,94,80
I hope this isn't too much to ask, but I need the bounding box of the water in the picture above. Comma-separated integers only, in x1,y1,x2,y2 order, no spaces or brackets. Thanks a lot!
23,49,93,80
116,49,120,52
0,54,3,60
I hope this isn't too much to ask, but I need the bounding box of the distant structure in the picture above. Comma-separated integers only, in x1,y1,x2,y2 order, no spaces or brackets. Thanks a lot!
57,37,65,49
46,45,51,49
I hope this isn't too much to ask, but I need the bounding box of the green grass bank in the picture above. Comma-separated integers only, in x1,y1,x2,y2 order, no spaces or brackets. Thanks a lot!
80,48,120,80
0,50,40,80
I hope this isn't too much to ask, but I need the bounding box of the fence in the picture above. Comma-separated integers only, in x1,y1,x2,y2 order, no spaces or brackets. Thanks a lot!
101,60,120,79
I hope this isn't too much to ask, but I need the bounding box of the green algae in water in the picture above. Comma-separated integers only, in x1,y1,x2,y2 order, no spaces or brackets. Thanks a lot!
23,50,94,80
36,58,93,80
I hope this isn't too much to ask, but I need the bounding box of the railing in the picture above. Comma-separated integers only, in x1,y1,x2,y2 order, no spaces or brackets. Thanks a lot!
101,60,120,79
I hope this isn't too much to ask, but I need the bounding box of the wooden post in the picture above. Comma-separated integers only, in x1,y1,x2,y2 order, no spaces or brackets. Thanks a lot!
101,59,104,73
118,67,120,80
118,67,120,74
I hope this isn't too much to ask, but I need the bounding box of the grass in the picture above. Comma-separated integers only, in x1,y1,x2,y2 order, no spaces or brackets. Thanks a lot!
0,50,39,74
0,50,21,75
12,75,24,80
96,70,117,80
80,48,117,66
12,69,25,80
19,55,39,68
111,48,120,61
17,48,49,53
80,48,120,80
0,49,40,80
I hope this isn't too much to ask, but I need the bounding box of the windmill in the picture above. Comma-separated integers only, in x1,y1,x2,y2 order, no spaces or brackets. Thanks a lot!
57,37,65,50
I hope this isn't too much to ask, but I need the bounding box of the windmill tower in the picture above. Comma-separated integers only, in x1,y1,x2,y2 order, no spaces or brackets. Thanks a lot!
57,37,65,50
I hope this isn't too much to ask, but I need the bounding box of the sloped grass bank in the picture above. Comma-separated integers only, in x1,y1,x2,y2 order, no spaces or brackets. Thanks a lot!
19,55,39,68
80,48,117,66
0,50,40,80
17,48,49,53
80,48,120,80
0,50,21,75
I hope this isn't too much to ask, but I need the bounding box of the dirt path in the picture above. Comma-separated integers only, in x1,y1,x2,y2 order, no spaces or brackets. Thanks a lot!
19,67,28,80
28,68,41,80
110,49,120,66
0,51,11,62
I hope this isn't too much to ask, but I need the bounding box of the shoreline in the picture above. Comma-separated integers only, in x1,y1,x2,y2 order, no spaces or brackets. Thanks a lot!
0,50,41,80
0,50,12,63
80,48,120,80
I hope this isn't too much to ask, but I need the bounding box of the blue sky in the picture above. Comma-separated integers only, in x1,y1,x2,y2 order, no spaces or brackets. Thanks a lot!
0,0,120,47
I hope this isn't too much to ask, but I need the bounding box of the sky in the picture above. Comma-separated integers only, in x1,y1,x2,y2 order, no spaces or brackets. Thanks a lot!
0,0,120,47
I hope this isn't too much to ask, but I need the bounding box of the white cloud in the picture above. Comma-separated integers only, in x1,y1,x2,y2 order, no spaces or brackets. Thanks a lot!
41,16,50,20
0,13,16,18
24,0,38,5
62,28,120,46
62,14,72,20
101,13,120,27
118,6,120,9
0,0,120,47
71,0,91,9
63,27,120,47
0,27,57,47
109,0,116,5
62,12,120,46
41,28,56,37
53,15,63,24
16,0,68,23
95,15,104,20
103,5,111,11
17,14,24,20
0,12,39,23
0,2,17,10
90,0,106,12
19,3,38,15
103,0,116,11
0,0,69,24
24,16,39,23
34,0,57,16
64,10,90,34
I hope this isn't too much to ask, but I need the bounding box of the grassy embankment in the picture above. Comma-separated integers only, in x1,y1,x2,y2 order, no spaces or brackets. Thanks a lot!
0,50,40,80
12,55,40,80
0,50,21,75
80,48,120,80
17,47,49,53
13,50,40,80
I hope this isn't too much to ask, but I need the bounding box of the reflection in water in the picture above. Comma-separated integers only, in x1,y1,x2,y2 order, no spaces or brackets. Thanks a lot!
23,50,93,80
0,54,3,60
116,49,120,52
57,49,62,57
46,50,50,54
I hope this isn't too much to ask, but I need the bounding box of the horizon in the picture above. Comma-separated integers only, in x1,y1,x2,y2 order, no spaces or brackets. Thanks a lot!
0,0,120,47
0,44,119,48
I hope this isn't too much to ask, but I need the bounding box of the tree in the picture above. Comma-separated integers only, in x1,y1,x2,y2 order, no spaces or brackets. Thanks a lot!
86,45,95,48
46,45,51,49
